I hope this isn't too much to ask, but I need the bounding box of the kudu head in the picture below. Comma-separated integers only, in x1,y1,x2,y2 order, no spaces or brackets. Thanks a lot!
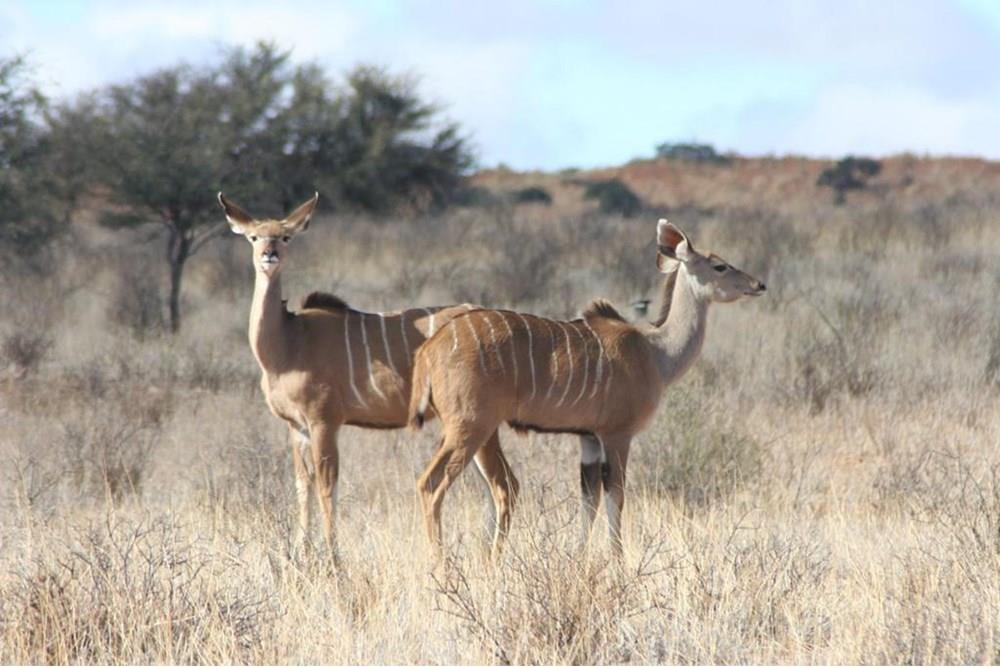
656,219,766,303
218,192,319,278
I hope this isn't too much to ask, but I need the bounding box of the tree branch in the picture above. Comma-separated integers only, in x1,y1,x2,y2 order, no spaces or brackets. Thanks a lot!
190,221,229,256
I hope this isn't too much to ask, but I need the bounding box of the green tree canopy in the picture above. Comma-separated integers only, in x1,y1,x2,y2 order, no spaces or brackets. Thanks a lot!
56,42,473,332
817,156,882,205
583,179,643,217
0,55,60,256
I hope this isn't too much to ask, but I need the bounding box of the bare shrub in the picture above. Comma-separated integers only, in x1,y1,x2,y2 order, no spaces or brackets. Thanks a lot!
986,314,1000,388
780,294,883,414
677,528,833,660
181,345,255,393
4,450,61,515
109,254,165,339
1,331,52,379
201,426,293,539
835,201,901,258
721,208,806,264
708,208,811,309
588,220,657,303
199,234,250,301
488,230,558,306
60,391,171,504
433,499,670,664
876,450,1000,554
0,516,276,664
450,211,560,308
633,379,763,506
389,261,437,302
875,549,999,664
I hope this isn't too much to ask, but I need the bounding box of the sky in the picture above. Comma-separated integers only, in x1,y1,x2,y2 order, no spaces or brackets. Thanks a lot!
3,0,1000,171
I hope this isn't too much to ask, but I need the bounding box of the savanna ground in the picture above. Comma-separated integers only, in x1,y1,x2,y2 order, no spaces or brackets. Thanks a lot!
1,156,999,664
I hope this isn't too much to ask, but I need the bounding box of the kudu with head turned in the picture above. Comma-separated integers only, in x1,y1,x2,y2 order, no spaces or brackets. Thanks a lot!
409,219,765,557
218,192,518,561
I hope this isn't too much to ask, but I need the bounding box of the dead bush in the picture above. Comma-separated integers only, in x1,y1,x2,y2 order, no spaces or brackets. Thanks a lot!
109,254,165,339
677,528,833,660
986,313,1000,388
181,345,255,393
1,331,52,379
633,379,763,506
779,295,883,414
59,391,171,505
0,515,275,663
449,211,560,308
876,450,1000,555
433,499,671,664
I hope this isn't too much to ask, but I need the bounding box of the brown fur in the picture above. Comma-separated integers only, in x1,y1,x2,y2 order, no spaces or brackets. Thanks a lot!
581,298,626,322
301,291,350,311
218,192,517,560
410,220,765,557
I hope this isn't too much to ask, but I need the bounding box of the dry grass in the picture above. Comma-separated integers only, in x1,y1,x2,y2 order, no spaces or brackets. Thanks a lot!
1,157,999,663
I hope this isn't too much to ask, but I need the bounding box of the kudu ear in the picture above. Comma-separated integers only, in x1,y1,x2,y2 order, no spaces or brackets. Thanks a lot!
656,219,695,272
218,193,254,235
282,192,319,234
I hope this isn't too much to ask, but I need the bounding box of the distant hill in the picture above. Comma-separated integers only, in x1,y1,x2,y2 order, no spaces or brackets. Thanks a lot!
470,155,1000,217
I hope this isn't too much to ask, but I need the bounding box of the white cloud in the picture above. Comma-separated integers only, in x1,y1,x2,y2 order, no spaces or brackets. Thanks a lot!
782,83,1000,158
372,38,534,166
87,1,361,60
4,0,1000,166
90,5,214,40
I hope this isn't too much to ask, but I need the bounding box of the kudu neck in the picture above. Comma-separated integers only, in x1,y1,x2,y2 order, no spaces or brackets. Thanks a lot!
249,270,290,372
648,265,710,385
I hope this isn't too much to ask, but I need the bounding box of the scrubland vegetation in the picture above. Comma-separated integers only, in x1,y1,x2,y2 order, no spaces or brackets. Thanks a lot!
2,40,999,665
2,151,999,663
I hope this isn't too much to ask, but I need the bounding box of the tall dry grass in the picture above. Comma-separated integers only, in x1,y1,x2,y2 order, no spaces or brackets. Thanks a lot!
1,158,998,663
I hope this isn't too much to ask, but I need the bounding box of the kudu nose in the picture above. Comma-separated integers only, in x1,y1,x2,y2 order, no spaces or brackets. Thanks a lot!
758,281,766,291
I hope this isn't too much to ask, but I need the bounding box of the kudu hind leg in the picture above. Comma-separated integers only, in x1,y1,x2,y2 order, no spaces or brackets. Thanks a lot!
600,435,632,557
473,430,519,557
310,422,342,563
579,434,605,546
417,425,493,554
290,425,314,556
416,439,453,549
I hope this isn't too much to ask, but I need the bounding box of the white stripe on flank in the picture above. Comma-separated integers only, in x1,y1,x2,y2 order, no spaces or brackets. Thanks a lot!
423,308,436,336
359,314,388,401
542,319,558,401
483,312,505,373
465,315,487,372
572,324,590,406
555,322,575,407
399,311,411,364
344,312,369,408
379,313,399,377
516,313,536,400
584,319,605,399
451,320,460,353
498,312,518,389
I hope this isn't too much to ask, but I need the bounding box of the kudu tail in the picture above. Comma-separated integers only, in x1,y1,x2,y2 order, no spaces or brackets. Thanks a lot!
408,346,434,430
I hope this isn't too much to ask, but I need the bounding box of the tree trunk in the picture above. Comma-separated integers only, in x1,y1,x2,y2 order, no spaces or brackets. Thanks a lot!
166,227,192,334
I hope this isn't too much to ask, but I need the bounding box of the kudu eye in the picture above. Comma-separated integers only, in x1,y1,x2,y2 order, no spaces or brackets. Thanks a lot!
249,235,259,242
281,236,290,243
712,264,728,273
